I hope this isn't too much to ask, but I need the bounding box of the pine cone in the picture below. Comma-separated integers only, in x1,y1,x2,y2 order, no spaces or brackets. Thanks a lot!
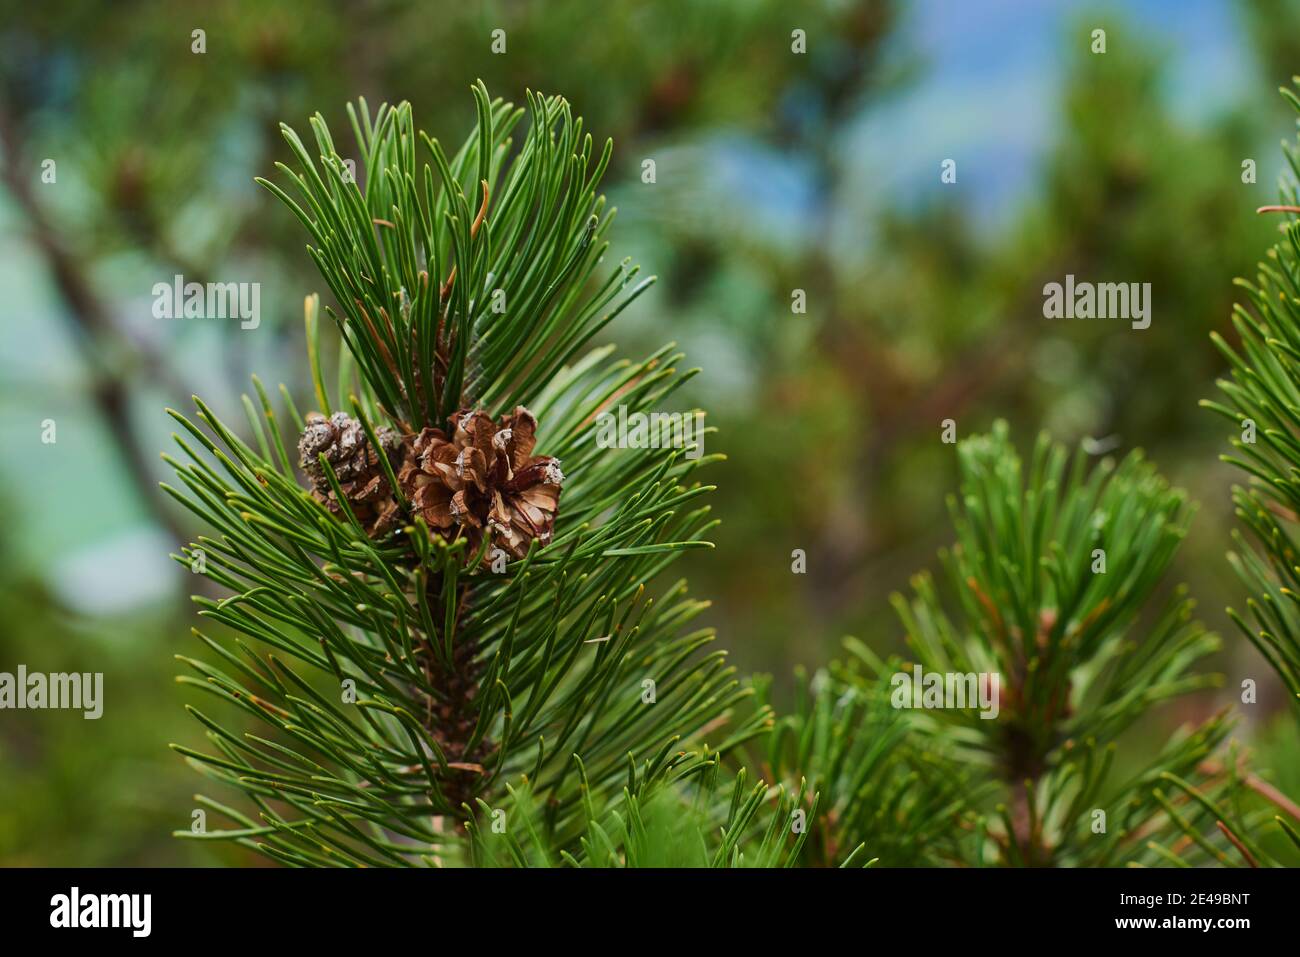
398,406,564,561
298,411,404,537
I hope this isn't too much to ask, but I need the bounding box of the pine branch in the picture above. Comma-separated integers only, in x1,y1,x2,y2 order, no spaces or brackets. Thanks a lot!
1205,81,1300,708
166,85,769,866
1199,77,1300,865
886,422,1228,866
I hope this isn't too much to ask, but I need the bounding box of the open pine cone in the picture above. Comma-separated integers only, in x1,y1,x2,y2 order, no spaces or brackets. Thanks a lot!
298,411,404,537
296,406,564,562
398,406,564,560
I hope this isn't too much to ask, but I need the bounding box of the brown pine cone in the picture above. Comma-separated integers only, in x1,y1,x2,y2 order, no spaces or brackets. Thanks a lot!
298,411,404,537
398,406,564,561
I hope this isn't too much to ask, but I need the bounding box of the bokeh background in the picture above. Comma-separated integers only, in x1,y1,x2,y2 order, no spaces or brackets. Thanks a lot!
3,0,1300,865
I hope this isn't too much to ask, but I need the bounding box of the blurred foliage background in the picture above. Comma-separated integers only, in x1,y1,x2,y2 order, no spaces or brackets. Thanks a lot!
2,0,1299,864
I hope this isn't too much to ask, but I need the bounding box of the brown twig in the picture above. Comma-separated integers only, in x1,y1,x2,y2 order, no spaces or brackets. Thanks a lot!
1215,820,1259,868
